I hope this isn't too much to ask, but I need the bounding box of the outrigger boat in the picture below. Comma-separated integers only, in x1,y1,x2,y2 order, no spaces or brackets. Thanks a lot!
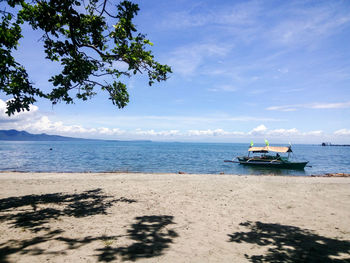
225,143,309,169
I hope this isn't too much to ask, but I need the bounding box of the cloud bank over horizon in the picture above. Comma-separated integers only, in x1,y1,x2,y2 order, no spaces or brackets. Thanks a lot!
0,99,348,143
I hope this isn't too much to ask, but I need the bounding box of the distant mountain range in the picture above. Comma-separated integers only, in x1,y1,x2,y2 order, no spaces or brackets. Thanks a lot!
0,129,152,142
0,129,92,141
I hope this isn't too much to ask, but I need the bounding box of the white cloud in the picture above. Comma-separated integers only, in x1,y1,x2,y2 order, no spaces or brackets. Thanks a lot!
97,127,125,136
247,125,324,139
304,130,323,136
266,105,299,112
277,68,289,74
161,1,260,29
168,43,231,76
334,129,350,136
311,102,350,109
184,125,326,142
188,129,236,136
269,128,299,136
134,129,180,137
268,4,350,47
267,101,350,111
162,1,350,50
0,99,39,122
0,99,101,137
208,85,238,92
0,99,344,142
249,124,267,135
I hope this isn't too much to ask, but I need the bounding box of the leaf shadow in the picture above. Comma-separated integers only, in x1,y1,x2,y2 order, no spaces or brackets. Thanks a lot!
0,191,178,262
228,221,350,262
96,215,178,262
0,188,136,262
0,229,123,263
0,188,136,232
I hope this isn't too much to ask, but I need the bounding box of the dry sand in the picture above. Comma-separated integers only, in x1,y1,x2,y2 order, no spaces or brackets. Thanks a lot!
0,172,350,262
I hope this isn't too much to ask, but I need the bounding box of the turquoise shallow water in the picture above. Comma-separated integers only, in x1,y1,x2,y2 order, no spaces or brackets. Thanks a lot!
0,141,349,175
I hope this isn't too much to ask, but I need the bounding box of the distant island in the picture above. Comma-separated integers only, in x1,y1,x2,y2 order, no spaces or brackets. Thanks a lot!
0,129,152,142
0,129,92,141
321,142,350,147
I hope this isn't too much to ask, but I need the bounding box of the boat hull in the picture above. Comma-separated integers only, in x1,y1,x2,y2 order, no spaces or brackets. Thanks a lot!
237,157,308,169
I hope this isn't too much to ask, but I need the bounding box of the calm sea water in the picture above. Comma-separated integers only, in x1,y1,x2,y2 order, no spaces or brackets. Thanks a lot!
0,141,349,176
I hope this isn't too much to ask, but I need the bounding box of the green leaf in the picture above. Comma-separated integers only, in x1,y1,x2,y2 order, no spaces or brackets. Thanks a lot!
0,0,171,115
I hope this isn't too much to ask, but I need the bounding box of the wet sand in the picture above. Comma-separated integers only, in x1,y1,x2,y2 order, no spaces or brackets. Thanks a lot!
0,172,350,262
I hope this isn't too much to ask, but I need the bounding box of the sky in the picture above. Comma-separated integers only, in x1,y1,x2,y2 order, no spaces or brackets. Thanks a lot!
1,0,350,143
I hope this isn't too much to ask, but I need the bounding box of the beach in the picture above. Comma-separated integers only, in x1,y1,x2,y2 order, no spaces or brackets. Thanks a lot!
0,172,350,262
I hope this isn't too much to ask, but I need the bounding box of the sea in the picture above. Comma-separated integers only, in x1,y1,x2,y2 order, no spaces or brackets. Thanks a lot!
0,141,349,176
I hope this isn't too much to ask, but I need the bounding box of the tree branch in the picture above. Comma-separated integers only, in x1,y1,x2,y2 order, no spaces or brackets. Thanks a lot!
85,79,104,87
99,0,108,16
0,9,13,16
103,9,118,18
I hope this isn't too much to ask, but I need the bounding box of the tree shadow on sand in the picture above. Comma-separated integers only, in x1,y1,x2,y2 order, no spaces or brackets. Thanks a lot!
0,188,136,232
0,229,123,263
0,190,178,262
228,221,350,263
0,215,178,263
0,188,136,262
96,215,178,262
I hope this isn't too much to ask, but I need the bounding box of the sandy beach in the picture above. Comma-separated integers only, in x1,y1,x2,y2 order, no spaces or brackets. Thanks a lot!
0,172,350,262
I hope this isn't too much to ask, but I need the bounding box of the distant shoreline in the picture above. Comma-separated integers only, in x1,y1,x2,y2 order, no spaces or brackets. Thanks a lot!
1,170,349,177
321,144,350,147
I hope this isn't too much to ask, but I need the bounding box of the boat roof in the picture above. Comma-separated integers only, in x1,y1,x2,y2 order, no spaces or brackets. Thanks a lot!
248,146,292,153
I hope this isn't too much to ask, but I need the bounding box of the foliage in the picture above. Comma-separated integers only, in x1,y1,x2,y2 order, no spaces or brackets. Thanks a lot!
0,0,171,115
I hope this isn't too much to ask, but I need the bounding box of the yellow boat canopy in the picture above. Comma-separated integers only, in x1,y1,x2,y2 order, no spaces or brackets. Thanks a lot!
248,146,292,153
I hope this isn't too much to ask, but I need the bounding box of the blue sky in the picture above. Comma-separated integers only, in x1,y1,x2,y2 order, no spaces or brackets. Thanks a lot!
1,0,350,143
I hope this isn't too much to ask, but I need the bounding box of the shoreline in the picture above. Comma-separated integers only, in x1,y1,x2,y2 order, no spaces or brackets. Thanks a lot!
1,170,350,177
1,172,350,262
